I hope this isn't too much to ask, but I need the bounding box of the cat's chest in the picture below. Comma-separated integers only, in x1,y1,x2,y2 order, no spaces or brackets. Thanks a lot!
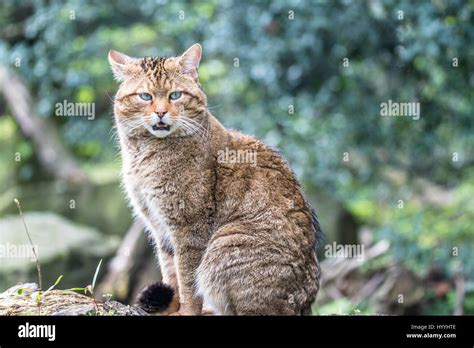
122,145,213,227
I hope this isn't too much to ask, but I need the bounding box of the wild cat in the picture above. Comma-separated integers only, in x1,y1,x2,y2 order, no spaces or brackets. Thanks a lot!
108,43,321,315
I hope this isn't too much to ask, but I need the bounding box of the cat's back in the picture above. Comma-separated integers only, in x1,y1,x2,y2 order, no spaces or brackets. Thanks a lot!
215,129,318,242
199,129,320,315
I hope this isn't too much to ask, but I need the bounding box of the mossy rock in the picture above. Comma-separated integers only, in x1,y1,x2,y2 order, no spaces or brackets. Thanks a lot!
0,212,120,291
0,283,147,316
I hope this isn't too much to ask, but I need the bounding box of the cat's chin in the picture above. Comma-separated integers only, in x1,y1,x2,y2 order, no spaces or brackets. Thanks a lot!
149,129,174,138
143,124,176,138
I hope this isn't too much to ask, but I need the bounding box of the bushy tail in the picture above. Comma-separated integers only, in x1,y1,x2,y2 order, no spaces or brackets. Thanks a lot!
136,282,174,313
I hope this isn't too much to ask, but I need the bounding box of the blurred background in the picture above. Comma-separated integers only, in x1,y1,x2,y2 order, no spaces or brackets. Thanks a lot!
0,0,473,315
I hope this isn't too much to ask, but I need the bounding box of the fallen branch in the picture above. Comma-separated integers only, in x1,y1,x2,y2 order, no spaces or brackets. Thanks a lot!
97,220,156,302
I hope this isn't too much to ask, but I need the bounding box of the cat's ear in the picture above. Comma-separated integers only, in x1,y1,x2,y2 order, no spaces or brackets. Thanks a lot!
178,43,202,80
108,50,136,82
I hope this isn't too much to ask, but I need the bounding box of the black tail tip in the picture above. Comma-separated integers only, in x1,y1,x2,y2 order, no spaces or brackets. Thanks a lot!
136,282,174,313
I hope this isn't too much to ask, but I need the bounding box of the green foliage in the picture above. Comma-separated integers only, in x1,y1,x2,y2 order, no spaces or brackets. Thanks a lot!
44,275,63,294
423,289,457,315
378,177,474,279
0,0,473,315
1,0,472,187
91,258,102,292
464,292,474,314
66,258,102,297
316,298,373,316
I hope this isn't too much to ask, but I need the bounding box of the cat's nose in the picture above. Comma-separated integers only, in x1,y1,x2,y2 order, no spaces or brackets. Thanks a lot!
155,110,167,119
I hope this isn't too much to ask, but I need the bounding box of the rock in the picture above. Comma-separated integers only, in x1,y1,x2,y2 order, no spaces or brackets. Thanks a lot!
0,181,133,237
0,212,120,291
102,300,148,316
51,304,97,316
0,282,38,299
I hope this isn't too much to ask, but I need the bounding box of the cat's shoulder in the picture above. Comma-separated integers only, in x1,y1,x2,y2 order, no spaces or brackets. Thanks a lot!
225,128,289,163
226,129,266,149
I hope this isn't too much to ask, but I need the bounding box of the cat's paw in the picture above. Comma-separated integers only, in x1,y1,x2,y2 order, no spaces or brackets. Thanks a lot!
168,309,188,316
168,307,213,316
202,307,214,316
168,306,202,316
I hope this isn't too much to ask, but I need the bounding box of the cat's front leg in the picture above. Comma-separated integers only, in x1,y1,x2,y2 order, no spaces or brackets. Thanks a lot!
156,240,180,314
171,228,206,315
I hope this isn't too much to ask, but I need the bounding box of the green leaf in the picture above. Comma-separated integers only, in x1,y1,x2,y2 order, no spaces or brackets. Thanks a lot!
65,287,87,292
91,259,103,292
17,287,35,295
45,275,63,294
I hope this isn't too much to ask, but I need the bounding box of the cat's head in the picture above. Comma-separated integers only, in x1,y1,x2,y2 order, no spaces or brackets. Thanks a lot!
108,43,207,139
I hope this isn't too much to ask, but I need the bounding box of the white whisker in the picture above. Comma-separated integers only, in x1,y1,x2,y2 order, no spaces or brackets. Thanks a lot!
182,117,209,136
207,104,222,111
176,119,196,136
176,117,208,139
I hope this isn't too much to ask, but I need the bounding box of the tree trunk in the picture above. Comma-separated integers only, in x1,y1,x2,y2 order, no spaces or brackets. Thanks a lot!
0,64,89,185
97,221,161,303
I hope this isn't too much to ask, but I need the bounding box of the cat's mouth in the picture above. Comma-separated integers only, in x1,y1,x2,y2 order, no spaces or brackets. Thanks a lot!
152,122,171,131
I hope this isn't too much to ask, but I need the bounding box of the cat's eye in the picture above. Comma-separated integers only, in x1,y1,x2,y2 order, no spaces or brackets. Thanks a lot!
169,91,182,101
138,92,153,101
